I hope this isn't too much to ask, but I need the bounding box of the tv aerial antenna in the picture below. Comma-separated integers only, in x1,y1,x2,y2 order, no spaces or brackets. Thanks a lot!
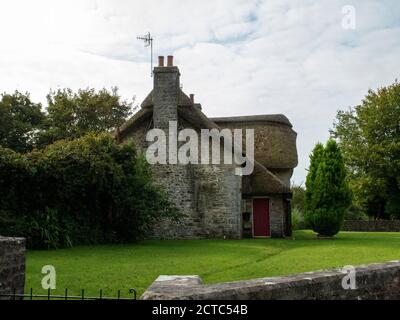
137,32,154,77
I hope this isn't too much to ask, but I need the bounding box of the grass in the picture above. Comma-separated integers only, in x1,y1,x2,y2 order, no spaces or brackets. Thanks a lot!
25,230,400,298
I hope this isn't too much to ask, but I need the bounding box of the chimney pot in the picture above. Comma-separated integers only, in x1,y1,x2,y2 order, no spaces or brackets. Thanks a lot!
167,55,174,67
158,56,165,67
190,94,194,104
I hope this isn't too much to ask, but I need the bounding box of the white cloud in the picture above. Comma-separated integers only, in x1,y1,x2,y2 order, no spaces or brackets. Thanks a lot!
0,0,399,184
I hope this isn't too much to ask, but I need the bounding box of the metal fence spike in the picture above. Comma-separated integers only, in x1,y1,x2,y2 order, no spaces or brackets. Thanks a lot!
129,288,137,300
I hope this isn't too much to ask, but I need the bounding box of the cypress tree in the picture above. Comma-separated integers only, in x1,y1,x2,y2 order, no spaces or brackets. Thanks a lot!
305,140,352,237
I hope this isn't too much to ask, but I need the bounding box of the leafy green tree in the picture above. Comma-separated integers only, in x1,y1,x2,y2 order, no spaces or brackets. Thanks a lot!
0,91,45,152
37,87,134,147
332,81,400,219
305,140,351,237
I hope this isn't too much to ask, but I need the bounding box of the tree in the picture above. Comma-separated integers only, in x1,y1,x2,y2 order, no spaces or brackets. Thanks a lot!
305,140,351,237
0,91,45,152
332,81,400,219
291,184,307,230
291,184,306,213
37,87,135,147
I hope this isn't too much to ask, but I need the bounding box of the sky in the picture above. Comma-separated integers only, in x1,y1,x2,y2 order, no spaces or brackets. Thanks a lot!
0,0,399,184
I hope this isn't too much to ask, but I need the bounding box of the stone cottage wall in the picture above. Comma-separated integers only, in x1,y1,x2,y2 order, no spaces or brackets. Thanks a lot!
146,163,242,240
0,237,25,300
125,116,243,240
147,164,203,239
193,164,242,239
270,196,285,237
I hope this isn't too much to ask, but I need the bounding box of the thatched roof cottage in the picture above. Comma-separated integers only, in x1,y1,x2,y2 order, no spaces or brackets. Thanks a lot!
117,56,298,239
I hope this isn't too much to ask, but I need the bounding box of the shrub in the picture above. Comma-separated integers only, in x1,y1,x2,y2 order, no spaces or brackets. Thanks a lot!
291,184,308,230
0,133,178,248
0,147,34,215
291,207,305,230
18,208,73,249
291,184,306,213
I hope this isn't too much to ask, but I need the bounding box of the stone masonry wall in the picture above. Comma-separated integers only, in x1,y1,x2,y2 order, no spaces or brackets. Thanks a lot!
146,164,204,239
146,162,242,240
193,164,242,239
270,196,285,237
127,115,243,240
142,261,400,300
343,220,400,232
0,237,25,300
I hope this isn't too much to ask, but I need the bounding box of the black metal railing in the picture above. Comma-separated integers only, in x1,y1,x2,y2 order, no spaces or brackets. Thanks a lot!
0,288,137,300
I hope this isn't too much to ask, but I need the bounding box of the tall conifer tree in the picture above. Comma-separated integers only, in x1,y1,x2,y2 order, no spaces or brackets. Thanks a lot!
305,140,351,237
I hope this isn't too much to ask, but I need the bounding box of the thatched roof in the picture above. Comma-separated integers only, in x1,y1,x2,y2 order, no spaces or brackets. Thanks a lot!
115,107,153,140
213,116,298,169
211,114,293,127
243,163,290,195
141,89,193,108
179,105,219,131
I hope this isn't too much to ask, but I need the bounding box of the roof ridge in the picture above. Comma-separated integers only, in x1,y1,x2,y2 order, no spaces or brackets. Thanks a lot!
141,89,193,108
210,114,292,127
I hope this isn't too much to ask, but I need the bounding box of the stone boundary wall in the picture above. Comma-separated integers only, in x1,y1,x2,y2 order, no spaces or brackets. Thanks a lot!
0,237,26,300
141,261,400,300
343,220,400,232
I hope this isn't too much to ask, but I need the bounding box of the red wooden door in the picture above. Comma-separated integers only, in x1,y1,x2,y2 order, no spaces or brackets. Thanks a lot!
253,198,270,237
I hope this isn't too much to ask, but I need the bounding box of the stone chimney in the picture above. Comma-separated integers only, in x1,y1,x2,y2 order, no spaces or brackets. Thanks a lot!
153,55,180,129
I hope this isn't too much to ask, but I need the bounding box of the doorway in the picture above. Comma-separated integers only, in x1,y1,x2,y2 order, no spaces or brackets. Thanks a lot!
253,198,270,237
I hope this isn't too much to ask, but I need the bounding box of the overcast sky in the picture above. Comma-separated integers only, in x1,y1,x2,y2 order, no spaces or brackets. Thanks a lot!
0,0,399,184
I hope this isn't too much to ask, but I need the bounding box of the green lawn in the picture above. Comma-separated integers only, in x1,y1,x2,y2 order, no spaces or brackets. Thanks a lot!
25,231,400,298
